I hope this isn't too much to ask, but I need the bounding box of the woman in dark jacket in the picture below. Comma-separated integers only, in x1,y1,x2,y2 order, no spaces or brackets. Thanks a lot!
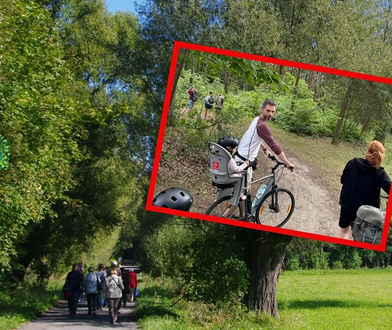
337,140,391,239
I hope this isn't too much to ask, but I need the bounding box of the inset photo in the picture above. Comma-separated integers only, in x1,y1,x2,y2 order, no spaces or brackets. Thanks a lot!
146,41,392,252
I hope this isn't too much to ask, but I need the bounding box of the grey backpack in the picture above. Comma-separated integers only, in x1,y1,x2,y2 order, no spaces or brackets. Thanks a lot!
352,205,386,245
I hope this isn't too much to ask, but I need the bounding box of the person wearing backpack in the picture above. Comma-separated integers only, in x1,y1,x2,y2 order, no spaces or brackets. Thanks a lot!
83,266,100,315
337,140,391,239
187,86,197,109
204,91,215,119
96,263,106,310
65,263,84,316
215,94,224,112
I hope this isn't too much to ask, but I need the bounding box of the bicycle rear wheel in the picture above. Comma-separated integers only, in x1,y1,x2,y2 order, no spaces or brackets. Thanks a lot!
255,188,295,227
205,196,243,219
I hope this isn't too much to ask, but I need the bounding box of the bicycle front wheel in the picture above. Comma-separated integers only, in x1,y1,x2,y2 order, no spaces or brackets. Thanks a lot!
205,196,243,219
255,188,295,227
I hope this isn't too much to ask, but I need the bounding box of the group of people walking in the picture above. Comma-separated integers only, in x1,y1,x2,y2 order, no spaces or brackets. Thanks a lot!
186,86,224,119
64,261,138,324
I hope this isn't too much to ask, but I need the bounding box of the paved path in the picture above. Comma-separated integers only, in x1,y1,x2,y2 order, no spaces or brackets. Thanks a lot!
17,297,139,330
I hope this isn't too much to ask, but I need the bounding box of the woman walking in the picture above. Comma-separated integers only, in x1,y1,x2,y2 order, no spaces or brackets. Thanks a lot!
83,266,99,315
128,268,138,302
337,140,391,239
102,268,124,324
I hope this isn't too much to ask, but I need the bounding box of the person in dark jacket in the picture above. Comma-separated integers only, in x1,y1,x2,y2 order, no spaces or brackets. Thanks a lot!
337,140,391,239
65,263,84,316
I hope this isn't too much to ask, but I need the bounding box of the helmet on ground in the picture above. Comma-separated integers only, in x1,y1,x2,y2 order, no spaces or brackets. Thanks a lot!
152,187,193,211
218,136,239,151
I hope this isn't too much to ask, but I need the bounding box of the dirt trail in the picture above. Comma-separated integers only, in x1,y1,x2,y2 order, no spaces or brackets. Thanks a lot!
271,153,341,237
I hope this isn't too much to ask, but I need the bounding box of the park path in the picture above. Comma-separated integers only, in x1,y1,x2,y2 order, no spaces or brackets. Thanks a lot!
17,297,139,330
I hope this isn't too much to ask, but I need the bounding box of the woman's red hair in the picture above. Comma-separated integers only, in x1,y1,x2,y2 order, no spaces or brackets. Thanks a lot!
365,140,385,168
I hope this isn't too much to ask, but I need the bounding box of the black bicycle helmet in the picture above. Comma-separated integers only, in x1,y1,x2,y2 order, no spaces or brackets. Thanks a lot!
152,187,193,211
217,135,239,151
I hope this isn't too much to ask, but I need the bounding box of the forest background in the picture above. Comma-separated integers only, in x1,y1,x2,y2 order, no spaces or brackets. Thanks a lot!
2,0,392,329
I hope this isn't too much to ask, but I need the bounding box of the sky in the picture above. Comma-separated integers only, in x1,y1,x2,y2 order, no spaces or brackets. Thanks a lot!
105,0,145,14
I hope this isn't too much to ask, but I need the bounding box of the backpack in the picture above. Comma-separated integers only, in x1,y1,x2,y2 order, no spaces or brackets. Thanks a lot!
208,96,215,104
352,205,386,245
192,91,198,102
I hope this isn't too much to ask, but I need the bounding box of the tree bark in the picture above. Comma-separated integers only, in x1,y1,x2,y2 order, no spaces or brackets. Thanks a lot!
246,232,293,317
290,68,301,111
308,70,317,90
374,123,389,144
168,50,186,125
223,67,230,94
331,80,354,145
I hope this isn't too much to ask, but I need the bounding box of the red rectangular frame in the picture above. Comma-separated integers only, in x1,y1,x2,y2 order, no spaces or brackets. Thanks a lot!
145,41,392,252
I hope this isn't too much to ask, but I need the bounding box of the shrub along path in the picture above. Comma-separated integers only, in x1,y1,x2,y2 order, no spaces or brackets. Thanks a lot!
17,297,139,330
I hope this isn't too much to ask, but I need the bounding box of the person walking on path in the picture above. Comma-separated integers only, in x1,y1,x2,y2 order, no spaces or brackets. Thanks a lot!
83,266,99,315
337,140,391,239
215,93,224,112
187,86,197,109
118,267,130,310
204,91,215,119
103,268,124,324
97,263,107,309
128,268,138,302
65,263,84,317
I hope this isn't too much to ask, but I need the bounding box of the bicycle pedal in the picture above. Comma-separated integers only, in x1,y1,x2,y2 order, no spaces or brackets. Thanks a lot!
247,216,255,223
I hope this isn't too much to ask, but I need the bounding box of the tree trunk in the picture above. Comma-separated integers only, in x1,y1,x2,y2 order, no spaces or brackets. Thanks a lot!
246,232,293,317
374,123,389,144
315,73,323,99
168,50,186,125
223,67,230,94
331,80,354,145
190,54,195,85
308,70,317,90
290,68,301,111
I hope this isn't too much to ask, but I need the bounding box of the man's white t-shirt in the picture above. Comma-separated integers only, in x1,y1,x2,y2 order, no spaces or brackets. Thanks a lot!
235,116,263,162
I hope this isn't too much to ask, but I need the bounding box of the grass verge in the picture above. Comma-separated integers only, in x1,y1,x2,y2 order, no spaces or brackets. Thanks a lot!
0,280,63,330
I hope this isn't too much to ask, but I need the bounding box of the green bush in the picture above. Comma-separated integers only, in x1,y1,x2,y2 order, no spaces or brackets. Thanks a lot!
285,253,300,271
184,229,249,306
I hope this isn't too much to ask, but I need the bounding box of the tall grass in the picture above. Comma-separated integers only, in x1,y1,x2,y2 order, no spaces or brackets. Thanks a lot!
0,280,63,330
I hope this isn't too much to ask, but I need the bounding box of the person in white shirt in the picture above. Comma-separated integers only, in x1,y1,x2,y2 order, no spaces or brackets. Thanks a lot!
235,99,294,187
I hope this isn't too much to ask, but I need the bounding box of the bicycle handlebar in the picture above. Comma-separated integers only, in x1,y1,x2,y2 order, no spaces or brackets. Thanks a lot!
268,154,294,172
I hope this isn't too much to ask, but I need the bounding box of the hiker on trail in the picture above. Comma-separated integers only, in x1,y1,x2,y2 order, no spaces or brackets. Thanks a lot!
77,263,84,304
97,263,106,309
235,98,294,187
65,263,84,317
337,140,391,239
109,260,121,277
215,93,224,112
128,267,138,302
103,268,125,324
118,267,131,310
204,91,215,119
83,266,100,315
187,86,198,109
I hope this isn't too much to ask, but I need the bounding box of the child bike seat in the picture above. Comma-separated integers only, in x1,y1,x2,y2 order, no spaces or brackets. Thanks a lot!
209,142,246,207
